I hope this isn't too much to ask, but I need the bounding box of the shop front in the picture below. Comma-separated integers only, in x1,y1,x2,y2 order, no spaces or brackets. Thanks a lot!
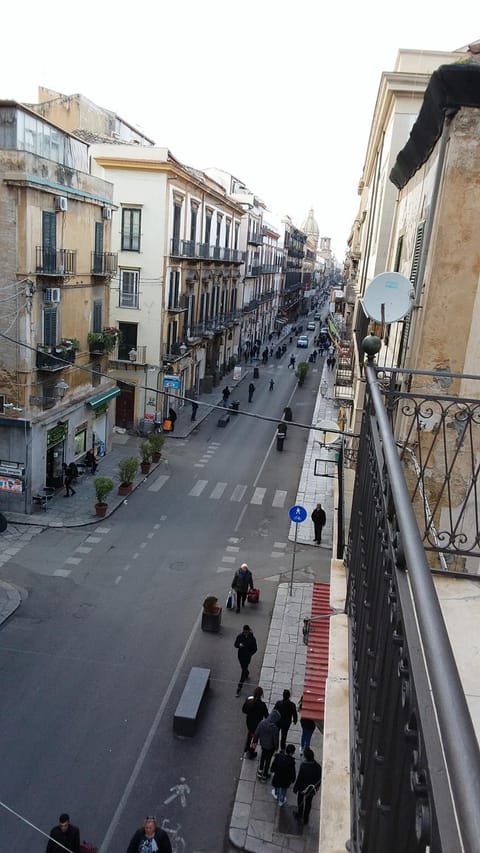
46,422,68,488
86,386,121,458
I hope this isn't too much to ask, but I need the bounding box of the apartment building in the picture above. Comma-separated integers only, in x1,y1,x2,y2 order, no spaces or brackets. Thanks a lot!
0,102,117,513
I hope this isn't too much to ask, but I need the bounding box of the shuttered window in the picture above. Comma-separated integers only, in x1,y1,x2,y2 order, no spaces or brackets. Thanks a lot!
93,300,102,333
43,308,57,345
121,208,141,251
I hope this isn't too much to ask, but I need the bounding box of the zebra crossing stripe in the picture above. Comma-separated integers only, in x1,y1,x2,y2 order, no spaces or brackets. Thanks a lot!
272,490,288,508
230,484,247,502
210,482,227,499
189,480,208,497
148,474,170,492
251,487,266,505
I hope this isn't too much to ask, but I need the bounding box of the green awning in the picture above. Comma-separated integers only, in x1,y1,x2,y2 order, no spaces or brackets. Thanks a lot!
87,386,121,409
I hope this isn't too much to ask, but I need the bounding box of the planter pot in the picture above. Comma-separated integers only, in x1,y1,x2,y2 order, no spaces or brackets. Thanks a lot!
201,607,222,633
152,452,162,463
95,502,108,518
118,483,132,496
141,462,151,474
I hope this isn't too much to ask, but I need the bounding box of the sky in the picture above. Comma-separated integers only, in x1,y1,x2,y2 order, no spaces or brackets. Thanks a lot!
2,1,478,259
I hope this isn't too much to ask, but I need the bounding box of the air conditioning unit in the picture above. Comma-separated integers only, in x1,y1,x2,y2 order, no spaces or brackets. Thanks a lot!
55,196,68,212
102,206,112,220
43,287,61,303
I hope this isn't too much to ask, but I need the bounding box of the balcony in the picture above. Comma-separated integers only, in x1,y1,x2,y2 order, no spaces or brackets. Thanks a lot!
110,344,147,364
91,252,118,277
169,239,244,263
248,232,263,246
36,247,77,276
36,346,75,371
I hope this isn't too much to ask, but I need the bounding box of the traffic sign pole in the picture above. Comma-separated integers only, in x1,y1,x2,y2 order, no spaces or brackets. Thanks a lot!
288,505,307,596
290,522,299,596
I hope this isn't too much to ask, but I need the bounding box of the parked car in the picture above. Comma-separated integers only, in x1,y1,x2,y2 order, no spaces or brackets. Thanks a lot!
320,326,329,335
307,321,316,331
314,313,322,321
297,335,309,348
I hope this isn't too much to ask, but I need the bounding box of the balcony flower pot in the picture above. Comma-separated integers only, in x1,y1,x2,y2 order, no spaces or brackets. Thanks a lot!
201,596,222,633
94,476,113,517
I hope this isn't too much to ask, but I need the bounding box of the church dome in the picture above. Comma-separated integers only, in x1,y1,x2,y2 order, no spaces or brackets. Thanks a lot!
301,208,319,243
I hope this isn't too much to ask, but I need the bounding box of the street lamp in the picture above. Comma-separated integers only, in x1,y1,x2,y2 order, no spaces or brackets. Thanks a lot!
179,342,187,357
55,379,69,399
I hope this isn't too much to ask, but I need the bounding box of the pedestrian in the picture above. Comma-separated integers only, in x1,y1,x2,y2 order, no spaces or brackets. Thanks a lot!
271,744,296,806
231,562,254,613
329,355,336,370
244,350,248,365
168,407,177,433
311,503,326,544
126,815,172,853
248,382,255,403
68,461,79,480
269,346,274,357
234,624,258,696
191,400,199,421
293,748,322,825
45,813,80,853
85,448,97,474
253,709,280,780
63,465,76,497
269,378,275,391
289,355,296,369
222,385,230,407
274,689,298,750
298,695,316,754
242,686,268,757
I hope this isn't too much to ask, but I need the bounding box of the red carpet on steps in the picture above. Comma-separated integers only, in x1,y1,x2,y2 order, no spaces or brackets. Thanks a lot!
301,583,331,721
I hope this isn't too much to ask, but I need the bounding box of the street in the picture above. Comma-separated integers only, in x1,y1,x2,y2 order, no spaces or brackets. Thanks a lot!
0,351,329,852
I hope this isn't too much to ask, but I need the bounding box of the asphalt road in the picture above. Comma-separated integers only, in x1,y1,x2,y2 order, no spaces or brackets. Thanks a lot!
0,352,328,853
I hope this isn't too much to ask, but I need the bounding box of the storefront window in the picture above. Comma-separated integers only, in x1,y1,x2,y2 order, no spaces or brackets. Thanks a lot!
74,424,87,456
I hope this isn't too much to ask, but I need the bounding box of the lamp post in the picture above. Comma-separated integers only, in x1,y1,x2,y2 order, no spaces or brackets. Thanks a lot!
55,379,69,399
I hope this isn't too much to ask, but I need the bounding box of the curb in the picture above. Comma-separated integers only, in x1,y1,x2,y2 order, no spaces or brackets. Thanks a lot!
0,580,22,625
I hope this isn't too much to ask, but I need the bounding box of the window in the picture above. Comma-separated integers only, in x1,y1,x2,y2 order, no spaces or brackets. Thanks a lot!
43,307,57,346
120,269,140,308
204,210,212,244
74,424,88,456
121,208,141,251
234,222,239,250
216,214,222,247
168,270,180,309
93,300,102,332
173,199,182,242
225,219,231,249
190,203,198,243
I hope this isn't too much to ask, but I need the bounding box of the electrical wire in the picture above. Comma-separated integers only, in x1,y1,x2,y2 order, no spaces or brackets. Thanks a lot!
0,798,72,852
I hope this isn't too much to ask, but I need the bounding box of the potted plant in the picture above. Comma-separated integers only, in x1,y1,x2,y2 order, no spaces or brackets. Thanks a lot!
102,327,121,353
201,595,222,633
94,476,114,517
88,332,106,355
117,456,139,495
140,439,153,474
149,432,165,462
296,361,309,386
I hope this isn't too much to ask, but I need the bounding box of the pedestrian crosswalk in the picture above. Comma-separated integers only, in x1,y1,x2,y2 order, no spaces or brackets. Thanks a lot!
147,473,289,508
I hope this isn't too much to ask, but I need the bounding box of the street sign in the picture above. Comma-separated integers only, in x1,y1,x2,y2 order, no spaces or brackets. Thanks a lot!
288,504,307,523
163,375,180,390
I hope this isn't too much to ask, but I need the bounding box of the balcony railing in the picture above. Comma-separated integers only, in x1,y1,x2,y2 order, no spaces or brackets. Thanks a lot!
36,248,77,276
248,232,263,245
346,362,480,853
190,312,240,338
169,238,244,263
91,252,118,277
36,347,75,371
111,344,147,364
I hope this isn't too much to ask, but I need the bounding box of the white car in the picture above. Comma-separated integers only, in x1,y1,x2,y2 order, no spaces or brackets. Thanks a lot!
307,321,316,331
297,335,309,348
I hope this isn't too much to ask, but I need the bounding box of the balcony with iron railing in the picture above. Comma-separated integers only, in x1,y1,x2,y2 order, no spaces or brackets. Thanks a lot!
36,248,77,276
170,238,244,263
110,344,147,364
247,232,263,245
91,251,118,277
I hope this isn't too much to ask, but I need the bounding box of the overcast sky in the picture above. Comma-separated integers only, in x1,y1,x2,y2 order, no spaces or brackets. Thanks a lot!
2,1,478,259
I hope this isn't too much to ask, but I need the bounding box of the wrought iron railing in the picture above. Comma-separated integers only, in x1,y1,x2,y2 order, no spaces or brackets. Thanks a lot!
169,238,244,263
346,363,480,853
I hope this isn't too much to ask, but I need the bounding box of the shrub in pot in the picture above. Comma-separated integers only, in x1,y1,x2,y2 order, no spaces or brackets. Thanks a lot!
149,432,165,462
296,361,309,386
140,440,153,473
117,456,139,495
94,476,114,517
201,595,222,633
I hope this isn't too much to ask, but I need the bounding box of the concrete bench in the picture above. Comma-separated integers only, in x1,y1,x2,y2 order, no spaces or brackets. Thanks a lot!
173,666,210,737
217,413,230,427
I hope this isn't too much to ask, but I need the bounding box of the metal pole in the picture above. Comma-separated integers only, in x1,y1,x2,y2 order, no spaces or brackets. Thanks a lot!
290,522,298,596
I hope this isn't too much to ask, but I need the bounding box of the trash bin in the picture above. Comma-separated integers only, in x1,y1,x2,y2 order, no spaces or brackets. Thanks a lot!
230,400,240,415
253,367,260,379
276,430,286,452
283,407,293,422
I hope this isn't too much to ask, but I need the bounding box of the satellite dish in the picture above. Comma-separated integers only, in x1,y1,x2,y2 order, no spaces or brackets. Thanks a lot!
363,272,414,323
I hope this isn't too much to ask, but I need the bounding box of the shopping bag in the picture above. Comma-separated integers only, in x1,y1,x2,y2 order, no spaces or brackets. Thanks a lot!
226,589,234,610
163,418,172,432
247,587,260,603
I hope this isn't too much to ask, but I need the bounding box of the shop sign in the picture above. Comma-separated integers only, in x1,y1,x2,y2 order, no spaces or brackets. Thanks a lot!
0,460,24,494
47,422,68,449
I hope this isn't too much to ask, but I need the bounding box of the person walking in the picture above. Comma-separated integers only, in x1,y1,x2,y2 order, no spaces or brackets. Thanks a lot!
269,378,275,391
288,354,296,369
231,562,254,612
85,447,97,473
293,748,322,825
253,709,280,780
298,695,316,754
274,689,298,750
126,816,172,853
63,465,76,498
271,744,296,806
234,625,258,696
191,400,199,421
248,382,255,403
45,813,80,853
242,686,268,758
311,503,326,544
168,407,177,433
222,386,230,407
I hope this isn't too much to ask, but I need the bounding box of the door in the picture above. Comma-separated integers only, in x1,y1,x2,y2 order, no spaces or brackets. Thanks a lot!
115,381,135,429
94,222,104,274
118,322,137,360
42,211,56,273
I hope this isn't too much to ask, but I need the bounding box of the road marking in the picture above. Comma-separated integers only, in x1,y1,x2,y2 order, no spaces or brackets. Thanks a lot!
194,463,205,468
132,553,139,560
115,575,122,585
271,552,285,559
140,542,147,549
216,566,232,573
75,546,92,554
209,443,220,448
226,545,240,552
222,555,236,563
199,457,210,463
273,490,288,508
95,526,110,533
85,536,102,544
229,537,240,543
53,569,71,577
230,484,247,502
154,524,161,529
189,480,208,497
210,482,227,499
274,541,287,549
160,515,167,521
65,557,82,565
148,474,170,492
147,532,155,539
251,487,266,505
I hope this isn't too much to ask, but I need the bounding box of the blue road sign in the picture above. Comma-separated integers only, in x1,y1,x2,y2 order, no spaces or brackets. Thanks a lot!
289,504,307,523
163,375,181,390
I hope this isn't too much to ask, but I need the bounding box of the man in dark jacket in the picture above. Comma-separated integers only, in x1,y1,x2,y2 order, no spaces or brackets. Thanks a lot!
45,813,80,853
274,688,298,750
242,686,268,757
311,503,326,544
271,744,296,805
231,563,254,613
253,709,280,780
293,748,322,825
234,625,258,696
127,816,172,852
